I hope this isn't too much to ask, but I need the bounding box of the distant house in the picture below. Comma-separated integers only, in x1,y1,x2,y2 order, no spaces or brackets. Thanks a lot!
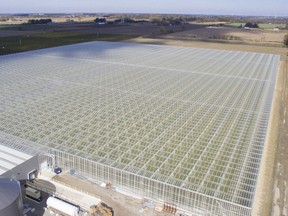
114,19,125,24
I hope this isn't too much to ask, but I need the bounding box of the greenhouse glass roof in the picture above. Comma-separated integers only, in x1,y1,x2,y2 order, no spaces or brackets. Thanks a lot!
0,42,279,207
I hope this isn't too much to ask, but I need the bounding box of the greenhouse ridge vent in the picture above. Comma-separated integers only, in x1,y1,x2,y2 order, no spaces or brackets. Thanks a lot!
0,41,280,215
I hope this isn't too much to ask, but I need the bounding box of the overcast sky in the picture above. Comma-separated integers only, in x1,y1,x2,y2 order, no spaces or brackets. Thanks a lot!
0,0,287,16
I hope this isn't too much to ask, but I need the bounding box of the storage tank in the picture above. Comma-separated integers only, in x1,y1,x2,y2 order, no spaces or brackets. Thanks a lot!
0,178,23,216
47,197,79,216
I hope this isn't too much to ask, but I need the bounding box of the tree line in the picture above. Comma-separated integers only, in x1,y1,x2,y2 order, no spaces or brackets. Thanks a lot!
28,19,52,24
94,17,148,24
284,34,288,47
239,22,259,28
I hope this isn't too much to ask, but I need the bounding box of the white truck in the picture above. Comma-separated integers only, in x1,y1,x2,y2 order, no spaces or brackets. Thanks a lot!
25,186,42,202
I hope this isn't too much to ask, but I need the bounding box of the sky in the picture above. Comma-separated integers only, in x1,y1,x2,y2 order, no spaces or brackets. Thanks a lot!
0,0,287,16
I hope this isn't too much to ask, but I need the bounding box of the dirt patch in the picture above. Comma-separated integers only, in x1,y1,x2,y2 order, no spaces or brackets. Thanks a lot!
52,173,171,216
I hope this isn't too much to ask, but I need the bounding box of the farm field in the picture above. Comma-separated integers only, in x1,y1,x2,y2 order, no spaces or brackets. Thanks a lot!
0,16,97,25
0,23,205,55
0,23,205,37
0,31,136,55
1,21,286,56
225,22,287,29
0,41,279,215
163,26,288,44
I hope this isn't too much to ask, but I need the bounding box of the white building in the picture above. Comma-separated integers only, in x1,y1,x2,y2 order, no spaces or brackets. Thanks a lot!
0,143,39,180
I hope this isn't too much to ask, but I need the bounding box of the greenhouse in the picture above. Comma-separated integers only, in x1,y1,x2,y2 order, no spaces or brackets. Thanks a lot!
0,42,279,215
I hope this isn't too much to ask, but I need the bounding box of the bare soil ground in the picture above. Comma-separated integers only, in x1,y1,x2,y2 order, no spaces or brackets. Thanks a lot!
52,173,175,216
165,27,287,44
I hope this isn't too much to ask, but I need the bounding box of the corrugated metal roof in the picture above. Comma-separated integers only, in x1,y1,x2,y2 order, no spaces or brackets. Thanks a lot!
0,144,33,176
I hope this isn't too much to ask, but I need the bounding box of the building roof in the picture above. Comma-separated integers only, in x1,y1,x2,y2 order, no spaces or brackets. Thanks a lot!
0,143,33,176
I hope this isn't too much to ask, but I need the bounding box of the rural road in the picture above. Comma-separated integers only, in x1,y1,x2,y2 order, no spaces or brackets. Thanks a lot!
272,53,288,216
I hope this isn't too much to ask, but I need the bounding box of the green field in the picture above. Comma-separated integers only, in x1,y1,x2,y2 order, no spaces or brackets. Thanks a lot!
225,22,286,29
258,23,286,29
0,31,137,55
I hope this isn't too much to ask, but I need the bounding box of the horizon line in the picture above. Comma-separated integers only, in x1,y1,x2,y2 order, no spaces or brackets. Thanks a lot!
1,12,288,18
